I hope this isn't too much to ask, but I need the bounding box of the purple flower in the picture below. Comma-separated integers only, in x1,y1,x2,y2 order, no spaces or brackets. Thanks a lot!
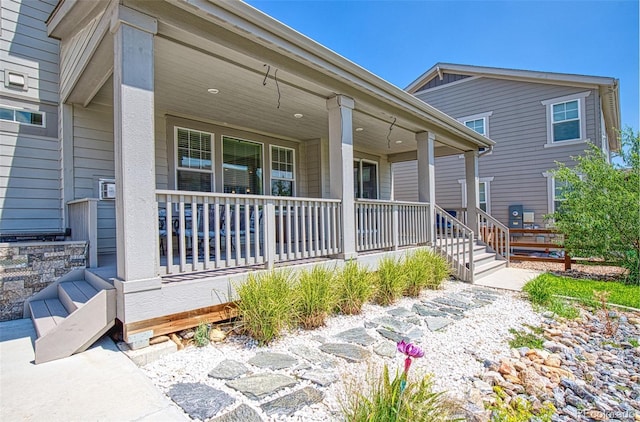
396,340,424,358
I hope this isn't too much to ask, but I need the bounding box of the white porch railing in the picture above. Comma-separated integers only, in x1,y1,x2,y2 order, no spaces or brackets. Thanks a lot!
67,198,98,268
355,200,432,252
156,191,342,275
476,208,510,263
434,204,474,282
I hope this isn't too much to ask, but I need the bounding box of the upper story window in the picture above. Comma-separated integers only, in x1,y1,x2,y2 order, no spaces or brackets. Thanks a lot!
175,127,213,192
465,118,485,136
354,159,378,199
542,91,590,146
271,146,295,196
0,105,45,127
223,137,263,195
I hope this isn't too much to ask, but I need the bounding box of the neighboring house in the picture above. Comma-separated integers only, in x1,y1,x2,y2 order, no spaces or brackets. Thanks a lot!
2,0,501,361
394,63,621,228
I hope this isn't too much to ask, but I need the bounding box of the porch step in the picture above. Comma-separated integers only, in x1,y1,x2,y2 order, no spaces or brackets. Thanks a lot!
474,259,507,280
27,271,116,364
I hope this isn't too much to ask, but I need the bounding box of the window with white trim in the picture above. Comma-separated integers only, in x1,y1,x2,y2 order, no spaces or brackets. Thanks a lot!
0,105,45,127
465,118,485,136
459,177,493,213
552,178,571,214
459,111,492,153
541,92,590,145
354,159,378,199
175,127,213,192
223,136,263,195
271,145,295,196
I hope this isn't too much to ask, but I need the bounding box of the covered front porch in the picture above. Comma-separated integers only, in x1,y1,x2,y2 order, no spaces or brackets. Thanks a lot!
50,0,496,346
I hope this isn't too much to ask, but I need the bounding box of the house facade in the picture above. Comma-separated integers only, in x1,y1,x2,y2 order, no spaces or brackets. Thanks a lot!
3,1,510,360
393,63,621,228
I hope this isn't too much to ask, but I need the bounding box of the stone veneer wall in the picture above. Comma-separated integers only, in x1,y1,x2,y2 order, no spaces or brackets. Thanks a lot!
0,241,87,321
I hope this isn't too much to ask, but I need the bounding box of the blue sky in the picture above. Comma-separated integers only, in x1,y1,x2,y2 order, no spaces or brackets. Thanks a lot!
245,0,639,140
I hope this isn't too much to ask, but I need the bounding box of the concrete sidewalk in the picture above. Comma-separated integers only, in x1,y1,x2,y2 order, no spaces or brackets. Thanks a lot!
475,267,541,291
0,318,186,422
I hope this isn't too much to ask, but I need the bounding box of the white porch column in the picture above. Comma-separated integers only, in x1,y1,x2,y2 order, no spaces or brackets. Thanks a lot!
416,131,436,244
327,95,356,259
465,150,479,232
111,7,158,281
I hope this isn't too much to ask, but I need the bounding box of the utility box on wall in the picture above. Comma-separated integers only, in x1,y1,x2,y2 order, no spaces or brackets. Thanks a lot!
509,204,523,228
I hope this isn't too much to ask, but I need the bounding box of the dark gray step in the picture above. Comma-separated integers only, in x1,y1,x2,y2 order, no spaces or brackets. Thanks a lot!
29,298,69,337
58,280,98,313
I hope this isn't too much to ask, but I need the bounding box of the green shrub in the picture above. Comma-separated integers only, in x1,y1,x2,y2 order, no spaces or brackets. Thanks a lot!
403,251,432,296
294,266,336,329
193,322,210,347
487,386,555,422
425,251,451,290
334,261,374,315
235,270,295,345
522,275,553,305
342,366,454,422
374,256,407,305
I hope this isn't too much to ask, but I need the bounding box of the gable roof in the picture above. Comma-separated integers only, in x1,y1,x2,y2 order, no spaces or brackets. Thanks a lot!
406,63,621,151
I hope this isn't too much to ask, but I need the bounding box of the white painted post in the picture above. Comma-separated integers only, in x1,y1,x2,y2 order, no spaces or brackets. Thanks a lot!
392,204,399,250
264,200,276,269
111,6,158,282
465,150,480,235
327,95,357,259
416,131,436,244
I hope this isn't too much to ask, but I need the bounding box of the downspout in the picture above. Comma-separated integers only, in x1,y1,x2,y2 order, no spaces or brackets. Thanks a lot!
478,145,493,157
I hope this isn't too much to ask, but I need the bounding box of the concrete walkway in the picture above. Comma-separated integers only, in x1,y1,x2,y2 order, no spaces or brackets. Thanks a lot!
0,318,186,422
474,267,541,291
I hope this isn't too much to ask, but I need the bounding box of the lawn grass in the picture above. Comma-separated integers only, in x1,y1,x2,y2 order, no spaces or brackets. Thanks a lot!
529,273,640,309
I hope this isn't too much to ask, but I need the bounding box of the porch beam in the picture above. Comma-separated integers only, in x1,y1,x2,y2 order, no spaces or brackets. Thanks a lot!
112,6,159,283
465,150,480,233
416,131,436,244
327,95,356,259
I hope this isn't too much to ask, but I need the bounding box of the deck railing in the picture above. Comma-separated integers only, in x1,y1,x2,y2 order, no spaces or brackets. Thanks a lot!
476,208,510,263
355,200,431,252
434,204,474,282
67,198,98,268
156,191,342,275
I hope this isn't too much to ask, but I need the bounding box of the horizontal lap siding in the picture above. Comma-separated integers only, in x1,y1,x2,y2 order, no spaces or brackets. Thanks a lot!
404,77,599,227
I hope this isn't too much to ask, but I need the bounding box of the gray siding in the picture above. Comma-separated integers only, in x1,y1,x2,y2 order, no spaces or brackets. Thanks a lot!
394,76,601,227
415,73,471,92
0,0,61,234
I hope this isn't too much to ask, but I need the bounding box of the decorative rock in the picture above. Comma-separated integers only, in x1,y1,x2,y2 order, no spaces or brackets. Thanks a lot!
248,352,298,370
209,360,248,380
149,335,170,345
319,343,370,362
387,307,414,317
179,329,194,340
168,382,235,420
335,327,376,346
299,370,338,387
432,295,474,310
226,374,297,400
260,387,324,416
169,333,184,350
288,344,336,368
376,327,405,343
371,316,414,333
424,317,453,331
412,303,449,318
209,328,226,342
211,404,263,422
374,340,398,358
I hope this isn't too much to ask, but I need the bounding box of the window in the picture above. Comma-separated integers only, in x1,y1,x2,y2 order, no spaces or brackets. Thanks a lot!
0,105,45,127
175,127,213,192
459,177,493,213
553,178,571,214
465,118,485,136
542,92,590,146
223,137,263,195
271,146,295,196
354,159,378,199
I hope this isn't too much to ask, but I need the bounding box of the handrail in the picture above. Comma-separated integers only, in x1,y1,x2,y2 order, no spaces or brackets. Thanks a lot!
434,204,474,282
476,207,510,264
67,198,98,268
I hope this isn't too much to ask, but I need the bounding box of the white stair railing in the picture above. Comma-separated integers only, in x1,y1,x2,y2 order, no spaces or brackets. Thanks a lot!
434,204,474,283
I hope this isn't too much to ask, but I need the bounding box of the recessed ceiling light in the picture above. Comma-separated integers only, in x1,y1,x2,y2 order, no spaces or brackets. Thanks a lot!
395,140,403,144
355,127,364,132
207,88,219,94
293,113,304,119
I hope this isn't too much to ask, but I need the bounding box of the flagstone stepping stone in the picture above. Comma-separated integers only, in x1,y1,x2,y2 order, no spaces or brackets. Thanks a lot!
425,317,454,332
412,303,449,318
376,328,404,343
335,327,376,346
387,307,414,317
432,296,474,310
260,387,324,417
319,343,370,362
248,352,298,370
211,404,264,422
226,374,297,400
208,360,248,380
288,344,337,368
299,370,338,387
168,382,235,420
371,316,414,333
311,335,327,343
374,340,398,358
